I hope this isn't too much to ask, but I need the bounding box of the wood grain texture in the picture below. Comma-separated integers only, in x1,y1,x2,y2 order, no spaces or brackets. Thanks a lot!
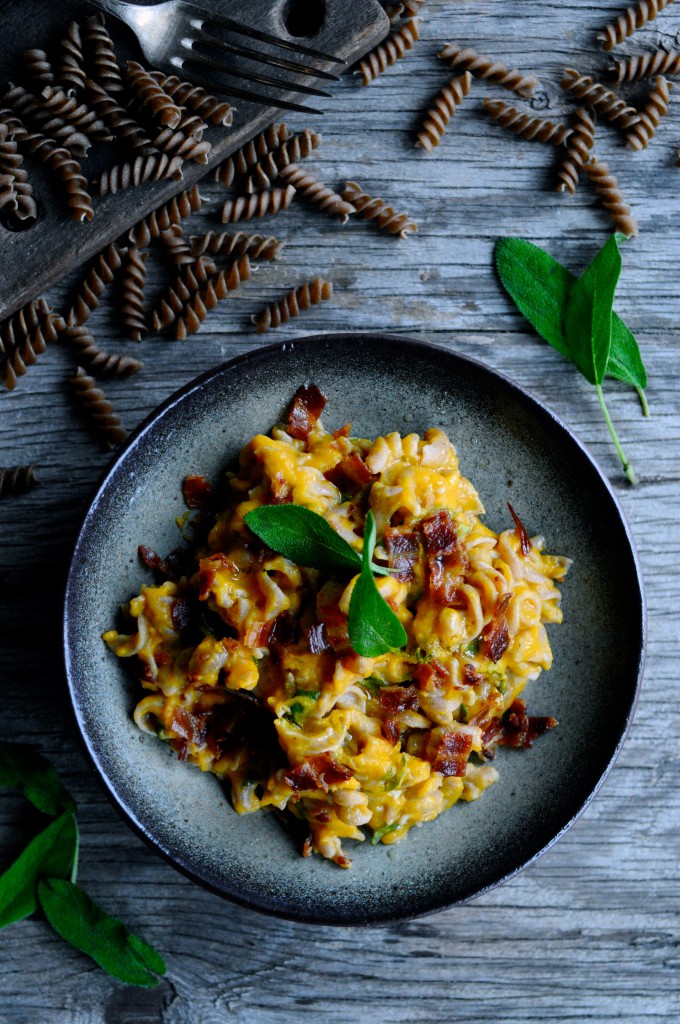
1,0,680,1021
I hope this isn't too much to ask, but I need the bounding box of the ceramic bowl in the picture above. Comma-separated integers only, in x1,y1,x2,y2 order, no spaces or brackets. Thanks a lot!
63,333,645,925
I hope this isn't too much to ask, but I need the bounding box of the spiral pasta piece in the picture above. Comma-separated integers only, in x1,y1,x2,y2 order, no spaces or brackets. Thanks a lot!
221,184,295,224
160,224,194,266
38,86,112,142
69,367,127,449
561,69,641,128
416,73,472,152
23,133,93,221
126,60,182,129
85,79,155,155
56,21,86,95
384,0,425,19
252,278,332,333
557,107,596,195
247,129,322,192
151,126,211,165
0,123,37,223
147,70,233,127
83,13,124,95
0,298,49,356
585,158,639,236
152,257,220,334
190,231,285,263
356,18,420,86
626,76,672,149
482,99,572,145
279,164,355,222
1,311,62,391
597,0,675,51
610,48,680,83
214,124,290,187
341,181,416,238
63,325,143,378
127,185,203,247
120,248,149,342
0,465,38,499
97,153,184,196
2,82,91,157
21,50,54,90
439,43,538,98
176,255,253,340
66,243,125,327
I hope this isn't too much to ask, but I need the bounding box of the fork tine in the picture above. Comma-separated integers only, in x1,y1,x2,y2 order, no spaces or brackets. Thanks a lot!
183,51,332,98
172,59,326,115
193,24,340,82
190,11,346,65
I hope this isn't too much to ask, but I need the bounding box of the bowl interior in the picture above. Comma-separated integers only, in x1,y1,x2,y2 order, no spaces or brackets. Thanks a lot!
64,334,644,924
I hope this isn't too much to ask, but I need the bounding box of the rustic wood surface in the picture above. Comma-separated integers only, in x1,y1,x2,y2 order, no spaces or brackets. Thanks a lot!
1,0,680,1020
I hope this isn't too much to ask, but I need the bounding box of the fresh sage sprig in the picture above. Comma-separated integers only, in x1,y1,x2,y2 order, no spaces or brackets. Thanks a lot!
496,234,648,484
244,504,407,657
0,741,166,987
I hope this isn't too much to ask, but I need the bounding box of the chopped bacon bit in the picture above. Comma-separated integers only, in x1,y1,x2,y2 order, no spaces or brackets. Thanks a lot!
175,739,190,762
421,510,458,554
429,730,473,777
324,452,374,492
306,622,330,654
198,567,216,601
283,752,352,792
155,651,172,666
182,474,213,509
496,699,557,749
379,685,419,714
171,707,207,747
462,663,482,687
421,511,469,605
312,809,331,823
339,651,364,673
171,598,192,634
385,527,419,583
138,544,164,572
382,717,400,745
413,663,435,689
244,621,271,648
333,423,351,438
302,835,313,857
479,593,512,663
287,384,327,441
270,473,292,504
507,501,532,556
269,611,299,650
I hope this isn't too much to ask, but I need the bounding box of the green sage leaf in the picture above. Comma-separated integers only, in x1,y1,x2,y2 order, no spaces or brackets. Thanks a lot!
348,512,407,658
245,504,363,576
0,812,78,929
564,234,621,386
38,879,166,988
0,743,76,818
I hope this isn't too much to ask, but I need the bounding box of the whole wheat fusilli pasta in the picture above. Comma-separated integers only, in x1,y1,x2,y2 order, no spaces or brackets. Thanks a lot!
341,181,417,238
252,278,333,333
63,325,143,378
21,50,54,90
356,18,420,86
2,82,91,157
561,69,641,128
416,73,472,152
151,256,218,334
597,0,675,51
56,21,86,95
586,158,639,236
214,124,290,187
151,126,211,164
626,75,672,149
482,99,573,145
279,164,355,222
1,311,62,391
0,465,38,498
221,184,295,224
557,107,596,195
0,298,49,356
439,43,538,98
83,14,125,96
38,86,112,142
0,122,37,224
160,224,195,267
66,243,125,327
23,133,94,222
120,248,149,342
69,367,127,449
85,79,155,155
176,256,253,340
128,185,203,246
126,60,182,129
190,231,286,263
97,153,184,196
147,71,234,127
610,48,680,83
247,129,322,192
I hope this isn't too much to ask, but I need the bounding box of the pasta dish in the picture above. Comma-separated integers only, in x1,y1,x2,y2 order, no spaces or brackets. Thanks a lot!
104,386,569,867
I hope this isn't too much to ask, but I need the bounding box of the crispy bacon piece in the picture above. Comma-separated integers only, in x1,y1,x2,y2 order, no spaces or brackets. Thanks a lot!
182,474,212,508
269,611,299,650
333,422,351,438
138,544,164,572
479,593,511,663
302,835,313,857
198,566,216,601
412,659,448,690
243,621,271,648
283,752,353,792
270,472,292,504
287,384,327,441
507,501,532,556
379,685,419,714
324,452,374,492
171,707,207,749
306,622,330,654
171,598,192,634
421,511,469,605
497,699,557,748
429,730,473,777
382,717,400,745
462,663,482,687
385,526,419,583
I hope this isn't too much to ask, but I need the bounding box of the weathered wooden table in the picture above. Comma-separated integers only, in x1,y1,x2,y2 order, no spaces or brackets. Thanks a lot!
2,2,679,1020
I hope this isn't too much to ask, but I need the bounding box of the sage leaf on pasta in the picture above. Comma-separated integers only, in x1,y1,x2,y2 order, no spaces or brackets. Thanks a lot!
348,512,407,658
0,742,76,817
38,879,166,988
0,812,78,929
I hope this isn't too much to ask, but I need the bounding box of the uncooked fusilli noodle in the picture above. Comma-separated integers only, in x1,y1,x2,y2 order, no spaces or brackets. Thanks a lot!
160,225,195,266
221,184,295,224
247,129,321,192
341,181,417,238
557,107,596,195
561,69,641,128
176,256,253,340
585,158,639,236
252,278,332,333
610,48,680,83
151,126,211,165
383,0,425,19
439,44,538,98
279,164,355,222
0,465,38,499
214,124,290,187
83,13,124,96
0,298,49,356
69,366,127,449
66,243,125,327
97,153,184,196
1,311,62,391
147,71,234,127
128,185,203,247
626,75,672,149
85,79,155,155
416,73,472,152
190,231,286,263
120,248,149,342
22,133,94,222
597,0,675,51
37,86,112,142
63,325,143,378
126,60,182,129
356,18,420,86
2,82,91,157
151,257,219,334
56,21,86,95
482,99,573,145
21,50,54,90
0,122,37,224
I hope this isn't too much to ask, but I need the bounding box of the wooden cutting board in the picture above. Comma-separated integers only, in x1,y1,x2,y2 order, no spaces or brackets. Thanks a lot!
0,0,388,319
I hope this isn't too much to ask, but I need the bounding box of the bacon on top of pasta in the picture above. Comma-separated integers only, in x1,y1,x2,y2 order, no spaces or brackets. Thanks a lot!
103,386,570,868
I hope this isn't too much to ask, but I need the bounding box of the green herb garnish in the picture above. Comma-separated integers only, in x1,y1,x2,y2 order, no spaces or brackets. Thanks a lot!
462,639,480,658
347,512,408,658
0,743,76,817
0,812,78,928
459,704,469,724
496,234,648,484
371,822,401,845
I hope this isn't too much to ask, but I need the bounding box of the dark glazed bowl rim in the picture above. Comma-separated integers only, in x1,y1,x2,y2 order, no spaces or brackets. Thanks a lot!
63,332,646,925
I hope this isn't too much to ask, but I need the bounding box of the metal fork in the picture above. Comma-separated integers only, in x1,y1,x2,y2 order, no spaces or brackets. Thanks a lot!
90,0,345,114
